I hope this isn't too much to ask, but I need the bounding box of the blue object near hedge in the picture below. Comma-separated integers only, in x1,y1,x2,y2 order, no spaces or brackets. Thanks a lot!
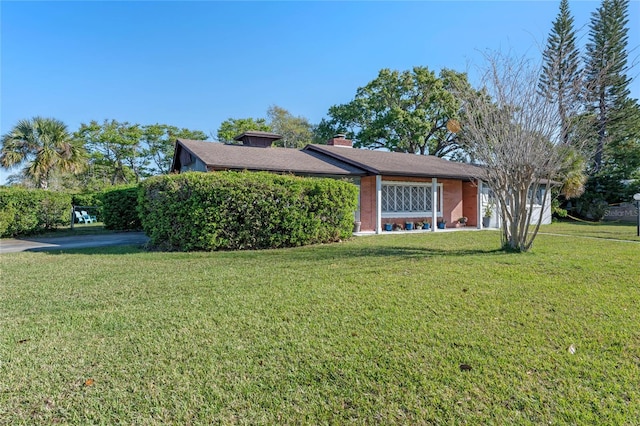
423,223,430,230
405,222,414,230
384,223,393,231
437,222,446,229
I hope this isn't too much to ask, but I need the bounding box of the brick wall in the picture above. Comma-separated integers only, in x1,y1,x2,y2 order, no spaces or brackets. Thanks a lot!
359,176,378,231
440,179,463,228
358,175,478,231
462,181,479,227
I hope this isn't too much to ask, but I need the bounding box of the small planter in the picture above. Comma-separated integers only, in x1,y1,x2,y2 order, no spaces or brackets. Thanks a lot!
353,221,361,233
423,222,431,230
482,216,491,228
437,222,446,230
384,223,393,232
405,222,414,231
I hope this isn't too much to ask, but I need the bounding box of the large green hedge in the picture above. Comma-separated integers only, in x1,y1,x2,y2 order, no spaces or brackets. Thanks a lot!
101,186,142,231
138,172,359,251
0,188,72,237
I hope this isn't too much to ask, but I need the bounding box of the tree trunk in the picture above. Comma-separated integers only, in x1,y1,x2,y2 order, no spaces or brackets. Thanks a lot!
594,90,607,172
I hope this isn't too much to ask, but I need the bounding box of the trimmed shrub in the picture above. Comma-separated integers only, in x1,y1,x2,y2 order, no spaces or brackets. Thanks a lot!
138,171,358,251
101,186,141,230
0,188,72,237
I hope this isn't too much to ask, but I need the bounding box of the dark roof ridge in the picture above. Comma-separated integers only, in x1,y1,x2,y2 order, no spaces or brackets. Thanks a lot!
304,144,381,174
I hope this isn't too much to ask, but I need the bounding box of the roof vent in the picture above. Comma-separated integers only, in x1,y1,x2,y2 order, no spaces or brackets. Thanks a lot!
234,131,282,148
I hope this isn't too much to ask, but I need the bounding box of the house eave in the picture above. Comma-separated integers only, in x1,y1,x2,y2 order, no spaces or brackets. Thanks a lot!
206,165,366,176
380,171,481,181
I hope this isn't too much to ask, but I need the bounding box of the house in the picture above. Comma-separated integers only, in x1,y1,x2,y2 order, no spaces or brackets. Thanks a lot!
170,132,551,233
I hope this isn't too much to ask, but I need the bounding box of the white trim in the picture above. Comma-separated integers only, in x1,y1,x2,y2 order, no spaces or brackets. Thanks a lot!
477,180,482,229
353,177,361,222
375,175,382,234
432,178,438,232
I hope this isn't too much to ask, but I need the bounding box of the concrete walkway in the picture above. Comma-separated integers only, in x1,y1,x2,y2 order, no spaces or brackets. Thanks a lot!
354,227,487,236
0,232,150,254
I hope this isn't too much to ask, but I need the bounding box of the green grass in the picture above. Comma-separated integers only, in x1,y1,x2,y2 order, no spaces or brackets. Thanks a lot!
539,219,640,242
1,225,639,424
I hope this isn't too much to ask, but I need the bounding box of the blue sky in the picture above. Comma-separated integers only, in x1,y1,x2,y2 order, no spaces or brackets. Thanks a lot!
1,1,639,184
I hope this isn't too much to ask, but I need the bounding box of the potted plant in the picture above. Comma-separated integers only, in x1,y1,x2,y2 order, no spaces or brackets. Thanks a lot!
384,222,393,231
405,221,414,231
415,221,424,230
483,201,495,228
423,220,431,230
437,219,447,229
458,216,468,227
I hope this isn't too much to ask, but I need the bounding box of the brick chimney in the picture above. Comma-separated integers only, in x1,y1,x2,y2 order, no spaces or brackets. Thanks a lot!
234,131,282,148
327,134,353,148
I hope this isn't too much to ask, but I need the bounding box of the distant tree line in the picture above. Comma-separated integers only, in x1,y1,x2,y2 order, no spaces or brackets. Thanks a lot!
1,119,207,191
216,105,315,149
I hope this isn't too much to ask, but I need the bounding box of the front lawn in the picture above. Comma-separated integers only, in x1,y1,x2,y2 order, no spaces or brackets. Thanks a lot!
539,220,640,242
1,225,638,424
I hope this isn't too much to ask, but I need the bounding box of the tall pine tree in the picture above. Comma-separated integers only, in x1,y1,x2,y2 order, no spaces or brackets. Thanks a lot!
539,0,582,145
584,0,631,172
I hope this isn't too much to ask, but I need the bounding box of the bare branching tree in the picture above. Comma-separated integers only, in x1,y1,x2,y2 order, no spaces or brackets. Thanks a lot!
457,52,587,252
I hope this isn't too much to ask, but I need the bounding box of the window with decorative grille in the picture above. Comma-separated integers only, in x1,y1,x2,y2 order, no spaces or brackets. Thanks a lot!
381,184,437,214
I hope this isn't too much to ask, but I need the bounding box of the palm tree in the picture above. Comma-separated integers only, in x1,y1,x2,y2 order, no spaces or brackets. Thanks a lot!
1,117,86,189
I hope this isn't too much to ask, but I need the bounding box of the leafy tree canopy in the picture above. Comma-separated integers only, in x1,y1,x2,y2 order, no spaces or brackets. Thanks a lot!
216,118,271,143
74,120,207,191
141,124,207,175
317,66,473,157
1,117,86,190
75,120,143,186
216,107,313,149
267,106,313,148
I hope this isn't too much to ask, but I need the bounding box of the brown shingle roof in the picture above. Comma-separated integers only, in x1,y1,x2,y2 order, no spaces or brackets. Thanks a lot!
174,139,367,176
173,139,485,180
304,144,484,180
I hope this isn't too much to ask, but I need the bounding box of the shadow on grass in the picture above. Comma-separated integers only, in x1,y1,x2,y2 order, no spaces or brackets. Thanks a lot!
289,244,509,262
31,239,509,260
26,245,148,255
26,227,510,259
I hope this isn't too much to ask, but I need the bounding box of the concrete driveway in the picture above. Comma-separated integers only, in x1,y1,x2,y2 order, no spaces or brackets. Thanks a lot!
0,232,149,254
